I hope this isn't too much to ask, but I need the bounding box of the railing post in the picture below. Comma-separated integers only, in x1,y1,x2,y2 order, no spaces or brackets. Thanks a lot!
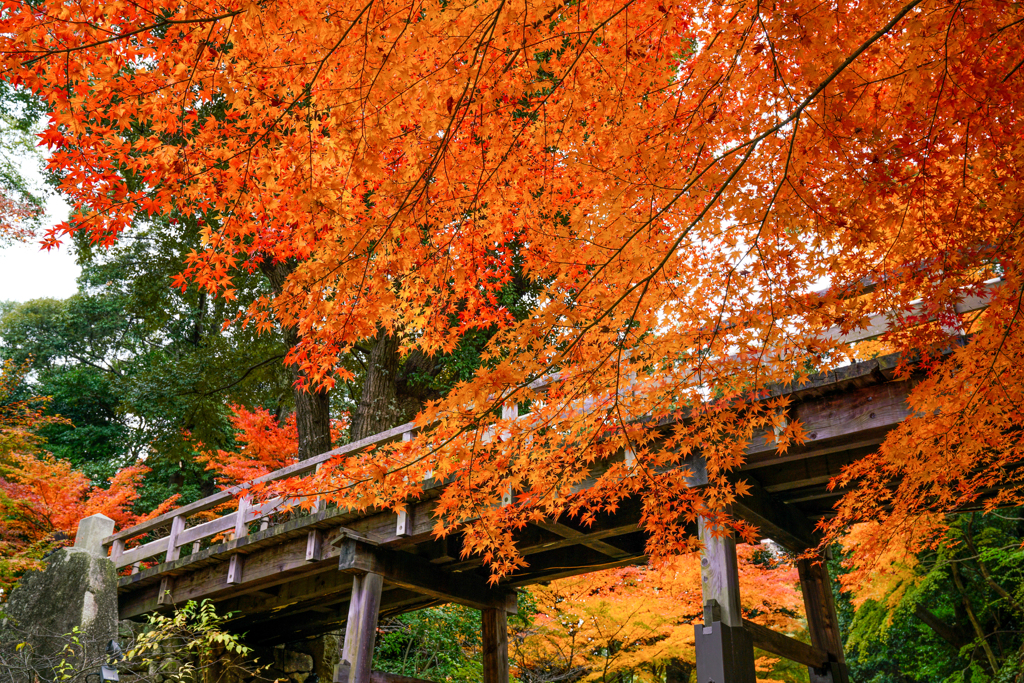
109,538,125,564
234,494,251,539
165,515,185,562
396,430,414,536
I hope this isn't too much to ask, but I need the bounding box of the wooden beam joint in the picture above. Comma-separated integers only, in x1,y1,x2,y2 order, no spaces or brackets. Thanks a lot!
337,538,516,613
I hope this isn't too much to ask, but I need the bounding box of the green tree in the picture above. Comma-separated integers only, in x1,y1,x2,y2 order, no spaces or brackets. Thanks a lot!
838,512,1024,683
0,217,297,500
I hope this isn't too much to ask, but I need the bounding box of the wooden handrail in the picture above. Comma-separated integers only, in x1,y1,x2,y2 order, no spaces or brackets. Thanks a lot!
103,421,421,546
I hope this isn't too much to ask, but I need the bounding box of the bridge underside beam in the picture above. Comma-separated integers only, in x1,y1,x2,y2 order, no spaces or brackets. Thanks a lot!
335,537,517,612
731,477,818,553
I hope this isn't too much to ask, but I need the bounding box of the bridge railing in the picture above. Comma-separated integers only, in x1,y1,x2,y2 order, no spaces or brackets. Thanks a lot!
102,421,425,569
102,277,1002,570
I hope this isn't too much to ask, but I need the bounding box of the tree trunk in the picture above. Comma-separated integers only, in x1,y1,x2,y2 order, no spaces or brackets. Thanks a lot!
913,605,965,650
349,328,401,442
951,560,1000,675
260,260,332,460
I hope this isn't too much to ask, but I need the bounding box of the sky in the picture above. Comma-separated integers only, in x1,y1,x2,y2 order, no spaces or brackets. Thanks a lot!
0,151,80,304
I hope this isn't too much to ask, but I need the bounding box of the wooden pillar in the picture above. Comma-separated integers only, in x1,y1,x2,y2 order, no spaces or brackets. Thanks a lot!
336,572,384,683
482,608,509,683
698,517,743,627
798,559,849,683
693,515,756,683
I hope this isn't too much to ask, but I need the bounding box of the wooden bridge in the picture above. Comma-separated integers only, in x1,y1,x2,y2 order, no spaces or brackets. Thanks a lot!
92,350,935,683
92,281,1002,683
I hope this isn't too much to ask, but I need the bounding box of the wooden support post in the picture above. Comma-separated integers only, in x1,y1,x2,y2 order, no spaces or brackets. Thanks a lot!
110,538,125,563
482,608,509,683
395,509,410,537
306,530,324,562
157,576,173,606
693,515,756,683
336,572,384,683
227,554,244,585
698,516,742,627
798,558,849,683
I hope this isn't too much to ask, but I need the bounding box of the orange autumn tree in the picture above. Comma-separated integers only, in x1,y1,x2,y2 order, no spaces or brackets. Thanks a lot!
0,360,177,590
517,546,803,682
2,0,1022,569
195,404,347,490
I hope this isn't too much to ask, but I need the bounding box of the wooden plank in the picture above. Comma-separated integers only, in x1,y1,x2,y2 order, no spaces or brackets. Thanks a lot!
742,434,889,471
218,568,356,619
505,541,648,587
745,380,912,462
482,608,509,683
337,539,516,612
117,536,168,567
119,534,336,619
829,281,995,345
699,515,742,628
447,499,646,572
766,475,834,493
157,576,173,606
306,530,324,562
227,554,243,585
177,513,237,548
743,619,828,669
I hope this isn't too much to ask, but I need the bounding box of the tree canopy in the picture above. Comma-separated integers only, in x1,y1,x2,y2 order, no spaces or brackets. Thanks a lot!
0,0,1021,572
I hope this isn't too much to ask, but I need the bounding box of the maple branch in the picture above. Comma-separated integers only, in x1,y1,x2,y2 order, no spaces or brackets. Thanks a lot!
10,9,248,68
1003,54,1024,82
183,353,287,397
